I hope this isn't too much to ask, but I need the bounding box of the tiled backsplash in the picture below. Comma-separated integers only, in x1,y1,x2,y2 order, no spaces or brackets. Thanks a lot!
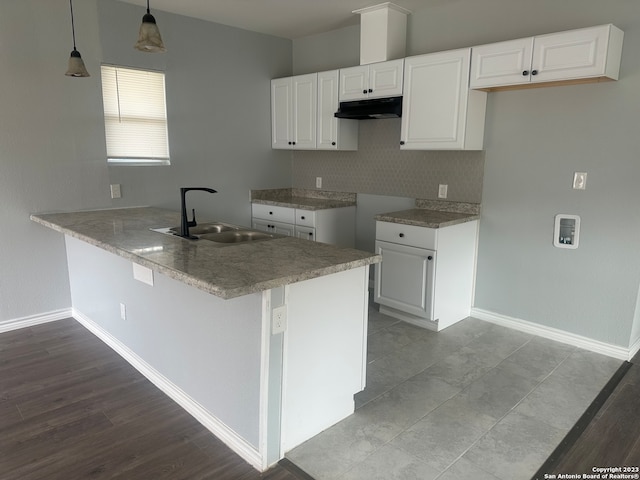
292,118,485,203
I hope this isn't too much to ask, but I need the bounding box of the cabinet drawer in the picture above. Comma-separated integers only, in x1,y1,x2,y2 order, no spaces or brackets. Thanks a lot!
252,204,295,223
375,221,437,249
295,209,316,227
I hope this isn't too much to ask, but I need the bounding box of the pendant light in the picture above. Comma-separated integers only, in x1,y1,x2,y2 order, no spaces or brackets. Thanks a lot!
65,0,90,77
134,0,166,53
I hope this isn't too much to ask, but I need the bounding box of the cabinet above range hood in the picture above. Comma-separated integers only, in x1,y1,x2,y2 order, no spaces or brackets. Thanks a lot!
334,3,410,120
335,96,402,119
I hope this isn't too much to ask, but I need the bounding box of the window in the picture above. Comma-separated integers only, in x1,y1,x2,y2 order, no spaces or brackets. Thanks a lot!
101,65,170,166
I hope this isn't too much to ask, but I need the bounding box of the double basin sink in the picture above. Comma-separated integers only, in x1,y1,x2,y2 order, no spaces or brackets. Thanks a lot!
152,222,275,245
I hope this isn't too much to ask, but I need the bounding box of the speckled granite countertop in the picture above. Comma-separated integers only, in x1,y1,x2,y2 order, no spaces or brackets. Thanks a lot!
31,207,379,300
251,188,357,210
375,200,481,228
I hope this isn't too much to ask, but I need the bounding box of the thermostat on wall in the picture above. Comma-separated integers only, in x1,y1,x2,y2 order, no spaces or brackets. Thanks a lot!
554,214,580,249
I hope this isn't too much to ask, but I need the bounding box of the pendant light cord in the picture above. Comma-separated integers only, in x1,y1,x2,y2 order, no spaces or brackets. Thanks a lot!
147,0,151,15
69,0,77,50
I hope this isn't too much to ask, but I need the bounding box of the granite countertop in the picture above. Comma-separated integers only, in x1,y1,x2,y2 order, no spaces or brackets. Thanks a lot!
251,188,357,210
31,207,379,300
374,200,481,228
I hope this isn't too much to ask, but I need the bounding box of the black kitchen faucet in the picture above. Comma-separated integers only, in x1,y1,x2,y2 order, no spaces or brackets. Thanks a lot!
179,187,217,239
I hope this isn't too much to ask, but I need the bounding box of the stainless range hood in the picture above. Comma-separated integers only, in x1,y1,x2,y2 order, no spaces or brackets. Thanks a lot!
335,96,402,119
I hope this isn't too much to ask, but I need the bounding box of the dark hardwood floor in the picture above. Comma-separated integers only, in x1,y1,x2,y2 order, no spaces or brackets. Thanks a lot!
534,351,640,479
0,319,312,480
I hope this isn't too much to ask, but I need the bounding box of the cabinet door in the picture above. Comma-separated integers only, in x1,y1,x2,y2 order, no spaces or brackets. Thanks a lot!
531,25,616,83
470,37,534,89
271,77,293,149
401,49,484,150
317,71,340,150
374,240,435,320
271,221,295,237
292,74,317,149
369,59,404,99
318,70,359,151
252,218,294,236
339,65,369,102
294,225,316,241
252,218,272,233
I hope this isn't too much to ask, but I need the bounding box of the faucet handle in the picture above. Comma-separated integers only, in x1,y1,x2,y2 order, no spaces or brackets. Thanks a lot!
189,208,197,227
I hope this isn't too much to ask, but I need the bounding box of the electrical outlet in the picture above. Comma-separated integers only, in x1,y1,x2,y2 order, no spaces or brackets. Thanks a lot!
272,305,287,334
110,184,122,199
573,172,587,190
120,303,126,320
438,184,448,199
316,177,322,189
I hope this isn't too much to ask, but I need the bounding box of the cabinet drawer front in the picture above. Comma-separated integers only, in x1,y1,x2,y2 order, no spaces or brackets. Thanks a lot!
376,221,437,249
252,204,295,223
295,209,316,227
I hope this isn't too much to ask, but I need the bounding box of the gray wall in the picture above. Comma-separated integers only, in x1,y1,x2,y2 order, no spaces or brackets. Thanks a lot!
292,0,640,348
66,236,263,447
100,0,293,226
0,0,292,324
0,1,110,322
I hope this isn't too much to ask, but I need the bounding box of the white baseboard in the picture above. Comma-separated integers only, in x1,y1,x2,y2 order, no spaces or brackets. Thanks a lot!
72,308,265,471
471,308,631,361
0,308,72,334
628,335,640,361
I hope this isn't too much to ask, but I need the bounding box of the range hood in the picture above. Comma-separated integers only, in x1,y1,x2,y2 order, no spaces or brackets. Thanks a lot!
335,3,410,120
335,96,402,119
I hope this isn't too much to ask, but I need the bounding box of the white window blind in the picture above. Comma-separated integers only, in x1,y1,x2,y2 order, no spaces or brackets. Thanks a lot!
101,65,170,165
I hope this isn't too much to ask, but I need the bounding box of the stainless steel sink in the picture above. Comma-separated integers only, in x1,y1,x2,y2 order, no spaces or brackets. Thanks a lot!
169,223,236,235
152,223,276,245
199,230,274,243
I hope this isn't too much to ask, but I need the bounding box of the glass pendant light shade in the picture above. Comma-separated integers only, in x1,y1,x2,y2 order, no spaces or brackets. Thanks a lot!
135,1,166,53
65,0,89,77
66,49,90,77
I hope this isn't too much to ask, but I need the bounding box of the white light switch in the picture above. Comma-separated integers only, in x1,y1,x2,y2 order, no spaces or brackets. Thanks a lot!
573,172,587,190
316,177,322,189
438,184,448,199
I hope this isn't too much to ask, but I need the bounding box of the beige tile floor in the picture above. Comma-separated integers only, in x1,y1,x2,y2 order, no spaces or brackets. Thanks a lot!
286,303,622,480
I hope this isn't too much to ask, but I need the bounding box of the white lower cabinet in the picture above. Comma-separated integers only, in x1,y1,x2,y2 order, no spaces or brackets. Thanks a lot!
375,241,435,320
374,219,479,331
294,225,316,241
252,218,294,237
252,203,355,248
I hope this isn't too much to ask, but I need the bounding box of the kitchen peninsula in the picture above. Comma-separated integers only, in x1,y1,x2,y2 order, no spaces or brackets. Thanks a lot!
31,207,379,471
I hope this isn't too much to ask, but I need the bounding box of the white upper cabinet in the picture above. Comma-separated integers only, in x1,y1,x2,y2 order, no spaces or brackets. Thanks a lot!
339,59,404,102
317,70,358,150
400,48,487,150
470,24,624,90
271,74,317,149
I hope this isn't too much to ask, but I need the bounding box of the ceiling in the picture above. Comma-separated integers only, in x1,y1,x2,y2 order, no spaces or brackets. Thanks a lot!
117,0,436,39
